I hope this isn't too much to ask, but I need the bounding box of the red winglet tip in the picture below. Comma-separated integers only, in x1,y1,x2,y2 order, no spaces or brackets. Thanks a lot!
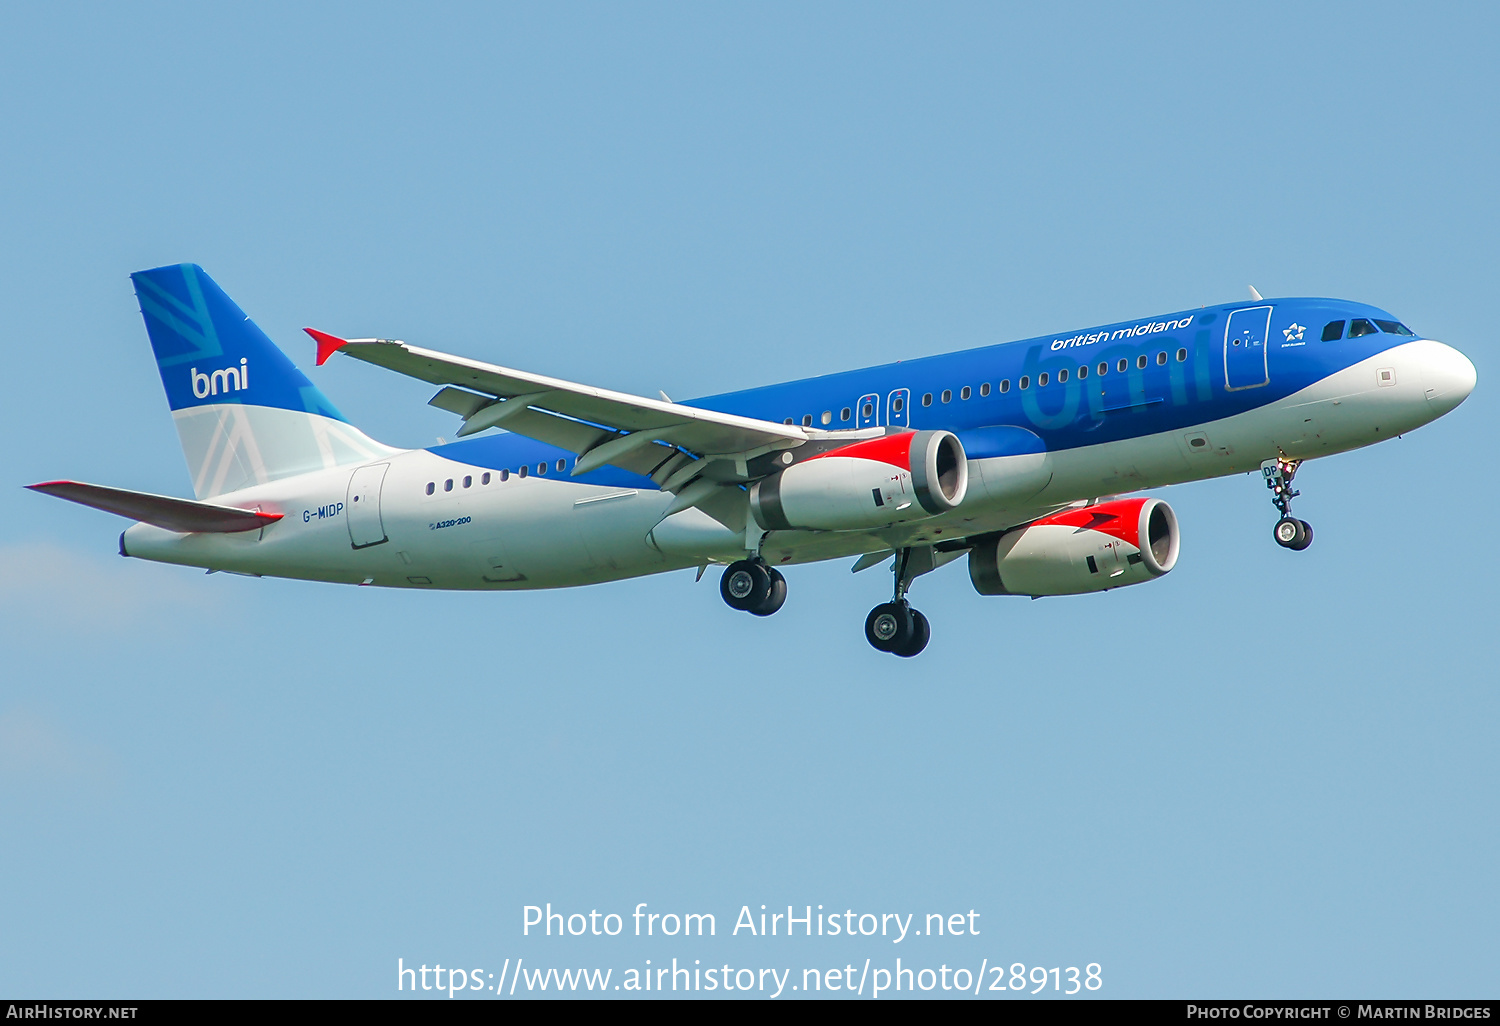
305,328,349,366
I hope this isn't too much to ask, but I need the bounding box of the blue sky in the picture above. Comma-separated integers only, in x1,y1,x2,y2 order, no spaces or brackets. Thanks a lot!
1,1,1495,998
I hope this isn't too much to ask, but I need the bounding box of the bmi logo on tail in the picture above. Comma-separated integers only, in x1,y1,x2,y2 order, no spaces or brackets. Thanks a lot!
190,358,250,399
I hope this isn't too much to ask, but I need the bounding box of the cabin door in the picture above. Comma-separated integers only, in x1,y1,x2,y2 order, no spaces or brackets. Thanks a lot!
346,463,390,549
1224,306,1272,390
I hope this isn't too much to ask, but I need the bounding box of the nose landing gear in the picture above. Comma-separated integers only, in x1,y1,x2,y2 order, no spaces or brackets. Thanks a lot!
864,547,931,657
1263,455,1313,551
720,558,787,616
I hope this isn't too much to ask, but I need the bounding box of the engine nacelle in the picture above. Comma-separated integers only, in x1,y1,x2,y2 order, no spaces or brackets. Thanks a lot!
751,430,968,532
969,497,1179,597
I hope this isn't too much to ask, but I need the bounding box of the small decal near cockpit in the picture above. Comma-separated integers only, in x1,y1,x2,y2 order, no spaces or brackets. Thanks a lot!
1282,323,1306,344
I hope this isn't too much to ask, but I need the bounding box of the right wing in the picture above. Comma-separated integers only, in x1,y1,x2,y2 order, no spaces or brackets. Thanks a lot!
307,330,876,500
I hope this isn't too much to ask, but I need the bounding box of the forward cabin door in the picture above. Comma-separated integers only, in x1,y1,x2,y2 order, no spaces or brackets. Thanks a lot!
347,463,389,548
1224,306,1272,390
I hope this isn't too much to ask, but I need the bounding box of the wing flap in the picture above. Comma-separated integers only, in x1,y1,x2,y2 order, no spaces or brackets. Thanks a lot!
27,481,282,534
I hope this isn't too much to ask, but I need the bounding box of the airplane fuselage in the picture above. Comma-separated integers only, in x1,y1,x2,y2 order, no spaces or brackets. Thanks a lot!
120,296,1476,591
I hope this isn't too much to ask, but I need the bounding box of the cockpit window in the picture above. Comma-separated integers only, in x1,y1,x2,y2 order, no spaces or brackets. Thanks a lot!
1374,319,1415,335
1348,318,1378,338
1321,320,1345,341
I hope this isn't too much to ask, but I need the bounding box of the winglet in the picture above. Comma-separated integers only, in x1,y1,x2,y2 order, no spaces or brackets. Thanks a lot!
304,328,350,366
1248,285,1264,302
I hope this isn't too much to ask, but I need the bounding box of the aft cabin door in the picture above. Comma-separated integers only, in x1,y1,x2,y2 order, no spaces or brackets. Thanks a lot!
347,463,389,548
1224,306,1272,390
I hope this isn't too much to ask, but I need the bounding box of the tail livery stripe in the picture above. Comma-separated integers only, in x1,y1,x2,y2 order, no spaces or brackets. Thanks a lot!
132,263,348,422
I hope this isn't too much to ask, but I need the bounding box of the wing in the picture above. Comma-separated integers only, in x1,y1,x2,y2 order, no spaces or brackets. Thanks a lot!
27,481,282,534
306,329,871,502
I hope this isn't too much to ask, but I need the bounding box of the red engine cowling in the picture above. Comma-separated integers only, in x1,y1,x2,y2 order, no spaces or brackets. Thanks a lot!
751,430,968,532
969,497,1179,596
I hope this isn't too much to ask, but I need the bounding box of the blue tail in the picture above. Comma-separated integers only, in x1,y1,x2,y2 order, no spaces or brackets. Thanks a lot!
130,264,394,499
132,263,346,421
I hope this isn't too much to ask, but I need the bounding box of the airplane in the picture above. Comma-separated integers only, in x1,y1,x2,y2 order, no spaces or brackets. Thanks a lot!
28,265,1477,657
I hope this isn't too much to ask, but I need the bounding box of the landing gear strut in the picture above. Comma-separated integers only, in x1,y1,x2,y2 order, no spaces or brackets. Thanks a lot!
864,547,931,657
1263,454,1313,551
720,558,787,616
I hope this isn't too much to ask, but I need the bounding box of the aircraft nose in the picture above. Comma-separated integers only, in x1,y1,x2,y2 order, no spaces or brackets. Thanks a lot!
1421,340,1477,417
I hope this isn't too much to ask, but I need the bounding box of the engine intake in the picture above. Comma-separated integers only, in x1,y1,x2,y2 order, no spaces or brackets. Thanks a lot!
752,430,968,532
969,497,1179,597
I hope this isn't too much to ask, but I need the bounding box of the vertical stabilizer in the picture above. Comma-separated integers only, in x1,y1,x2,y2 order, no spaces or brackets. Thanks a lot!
131,263,396,498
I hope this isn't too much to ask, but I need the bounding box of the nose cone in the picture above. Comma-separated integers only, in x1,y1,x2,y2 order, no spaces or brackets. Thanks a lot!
1422,341,1477,417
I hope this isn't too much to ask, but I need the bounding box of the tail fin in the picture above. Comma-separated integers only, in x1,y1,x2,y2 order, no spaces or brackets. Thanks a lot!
132,263,396,498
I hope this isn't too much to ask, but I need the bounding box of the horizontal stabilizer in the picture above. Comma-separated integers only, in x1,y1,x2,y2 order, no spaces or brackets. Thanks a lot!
26,481,282,534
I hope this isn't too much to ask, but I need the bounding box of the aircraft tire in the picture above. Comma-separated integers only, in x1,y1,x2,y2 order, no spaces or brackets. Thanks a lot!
865,601,912,653
721,560,770,611
749,568,787,616
892,608,930,657
1273,517,1309,550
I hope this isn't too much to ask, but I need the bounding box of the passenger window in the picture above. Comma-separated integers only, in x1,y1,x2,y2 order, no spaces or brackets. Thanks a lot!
463,475,472,488
444,479,453,492
537,462,546,475
1137,355,1148,369
1098,362,1108,376
1176,348,1187,362
1038,373,1048,387
1019,376,1030,390
1156,351,1167,365
425,482,434,495
1349,318,1377,338
556,458,566,472
821,411,832,425
482,472,491,485
841,407,851,421
1374,319,1415,335
801,414,813,426
941,389,951,403
1117,358,1128,373
960,386,971,400
999,379,1011,393
1058,369,1068,383
499,469,509,482
979,382,990,397
1321,320,1345,341
922,393,933,407
1078,365,1087,379
519,465,527,478
783,418,793,425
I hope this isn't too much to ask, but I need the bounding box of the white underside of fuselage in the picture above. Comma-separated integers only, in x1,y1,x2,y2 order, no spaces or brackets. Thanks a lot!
121,340,1456,590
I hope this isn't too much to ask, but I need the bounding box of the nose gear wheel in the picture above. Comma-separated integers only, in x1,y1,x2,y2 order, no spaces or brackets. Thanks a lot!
1263,454,1313,551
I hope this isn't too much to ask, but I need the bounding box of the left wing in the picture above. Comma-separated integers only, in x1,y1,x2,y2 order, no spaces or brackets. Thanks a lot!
306,329,860,499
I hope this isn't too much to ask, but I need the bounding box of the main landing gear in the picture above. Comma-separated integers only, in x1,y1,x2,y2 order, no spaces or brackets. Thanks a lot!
720,558,787,616
864,548,931,658
1263,454,1313,551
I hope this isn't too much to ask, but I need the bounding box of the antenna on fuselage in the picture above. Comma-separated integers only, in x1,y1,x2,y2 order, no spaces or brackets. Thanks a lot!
1248,285,1264,301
